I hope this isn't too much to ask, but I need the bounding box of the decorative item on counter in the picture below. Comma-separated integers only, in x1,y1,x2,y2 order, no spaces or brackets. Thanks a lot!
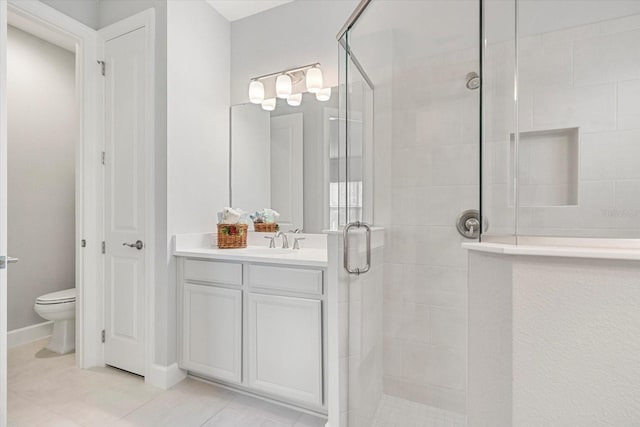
251,208,280,232
216,207,248,249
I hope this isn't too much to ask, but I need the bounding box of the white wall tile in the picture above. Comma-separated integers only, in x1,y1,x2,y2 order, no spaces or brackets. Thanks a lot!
581,130,640,181
532,84,616,132
430,307,467,350
573,29,640,86
618,79,640,130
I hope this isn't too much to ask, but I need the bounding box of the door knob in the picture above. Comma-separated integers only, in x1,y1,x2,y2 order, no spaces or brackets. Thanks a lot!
122,240,144,250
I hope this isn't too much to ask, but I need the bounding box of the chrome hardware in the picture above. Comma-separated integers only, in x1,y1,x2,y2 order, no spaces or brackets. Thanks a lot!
275,231,289,249
264,235,276,248
289,228,303,233
293,237,306,250
343,221,371,275
122,240,144,250
456,209,484,239
0,256,19,269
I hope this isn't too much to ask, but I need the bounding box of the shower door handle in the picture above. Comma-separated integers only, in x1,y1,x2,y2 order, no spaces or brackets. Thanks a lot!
343,221,371,275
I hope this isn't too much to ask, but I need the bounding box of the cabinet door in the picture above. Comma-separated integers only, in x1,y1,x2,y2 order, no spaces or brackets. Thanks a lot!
247,293,322,407
182,283,242,383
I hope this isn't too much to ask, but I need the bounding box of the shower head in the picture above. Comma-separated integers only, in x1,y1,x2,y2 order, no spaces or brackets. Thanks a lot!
465,72,480,90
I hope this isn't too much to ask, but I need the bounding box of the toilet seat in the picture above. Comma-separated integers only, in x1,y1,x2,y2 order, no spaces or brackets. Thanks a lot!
36,288,76,305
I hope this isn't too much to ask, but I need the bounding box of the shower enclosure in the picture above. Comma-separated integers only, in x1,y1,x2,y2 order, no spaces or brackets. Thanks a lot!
334,0,640,426
335,0,478,426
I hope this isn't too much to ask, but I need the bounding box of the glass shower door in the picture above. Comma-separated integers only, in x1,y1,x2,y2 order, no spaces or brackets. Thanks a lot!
336,27,383,427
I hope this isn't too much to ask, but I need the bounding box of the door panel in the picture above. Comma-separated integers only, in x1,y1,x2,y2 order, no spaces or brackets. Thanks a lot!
0,2,8,425
182,283,242,383
247,292,322,407
270,113,303,231
103,26,147,376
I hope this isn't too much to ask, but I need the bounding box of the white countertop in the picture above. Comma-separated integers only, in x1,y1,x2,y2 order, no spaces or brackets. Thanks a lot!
173,232,328,267
463,242,640,261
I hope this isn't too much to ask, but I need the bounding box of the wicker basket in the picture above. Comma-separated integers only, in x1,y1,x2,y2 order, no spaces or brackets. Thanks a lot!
217,223,248,249
253,222,279,233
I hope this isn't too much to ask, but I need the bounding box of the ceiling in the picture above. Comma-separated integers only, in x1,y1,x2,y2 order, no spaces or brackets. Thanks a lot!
206,0,294,22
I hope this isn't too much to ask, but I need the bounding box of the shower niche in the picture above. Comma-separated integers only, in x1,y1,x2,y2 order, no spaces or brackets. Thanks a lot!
509,127,579,207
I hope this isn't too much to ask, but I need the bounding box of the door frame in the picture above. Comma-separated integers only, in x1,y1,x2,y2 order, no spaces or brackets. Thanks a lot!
5,0,99,370
0,2,8,425
97,9,156,381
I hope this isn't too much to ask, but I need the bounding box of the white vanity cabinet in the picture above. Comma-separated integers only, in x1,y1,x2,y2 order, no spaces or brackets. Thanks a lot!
182,283,242,383
246,264,324,407
180,259,243,383
177,256,326,412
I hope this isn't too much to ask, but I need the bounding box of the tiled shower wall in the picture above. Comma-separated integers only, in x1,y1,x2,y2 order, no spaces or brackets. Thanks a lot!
382,45,480,414
484,12,640,238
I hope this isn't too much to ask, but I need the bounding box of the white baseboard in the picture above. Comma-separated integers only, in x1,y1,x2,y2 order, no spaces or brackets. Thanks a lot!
146,363,187,390
8,321,53,348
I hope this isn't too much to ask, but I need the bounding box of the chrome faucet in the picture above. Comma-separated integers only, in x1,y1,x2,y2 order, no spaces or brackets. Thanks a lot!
275,231,289,249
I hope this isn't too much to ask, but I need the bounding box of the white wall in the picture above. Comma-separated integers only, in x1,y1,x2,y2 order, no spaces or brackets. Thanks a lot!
40,0,99,29
7,26,76,330
230,0,357,105
166,0,230,364
468,250,640,426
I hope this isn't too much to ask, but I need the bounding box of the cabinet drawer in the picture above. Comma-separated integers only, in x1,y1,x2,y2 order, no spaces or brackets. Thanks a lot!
248,265,323,296
184,259,242,285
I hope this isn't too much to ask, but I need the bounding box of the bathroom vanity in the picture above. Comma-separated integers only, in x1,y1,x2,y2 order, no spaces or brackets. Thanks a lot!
174,233,328,414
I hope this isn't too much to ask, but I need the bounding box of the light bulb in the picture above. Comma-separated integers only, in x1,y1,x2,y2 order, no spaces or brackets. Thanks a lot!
249,80,264,104
306,66,323,93
316,87,331,102
261,98,276,111
287,93,302,106
276,74,292,99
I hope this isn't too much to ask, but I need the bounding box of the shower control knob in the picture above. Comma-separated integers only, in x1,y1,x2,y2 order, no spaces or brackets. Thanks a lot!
465,218,480,236
122,240,144,250
456,209,481,239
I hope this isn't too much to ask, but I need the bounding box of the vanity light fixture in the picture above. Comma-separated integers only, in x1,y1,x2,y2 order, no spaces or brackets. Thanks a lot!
249,80,264,104
248,63,321,108
306,65,323,93
316,87,331,102
287,93,302,106
276,74,292,98
261,98,276,111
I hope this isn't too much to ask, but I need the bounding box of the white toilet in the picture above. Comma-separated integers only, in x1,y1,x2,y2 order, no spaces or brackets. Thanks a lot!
34,288,76,354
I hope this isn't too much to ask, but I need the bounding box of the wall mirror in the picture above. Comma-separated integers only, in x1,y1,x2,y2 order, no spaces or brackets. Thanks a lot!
230,87,341,233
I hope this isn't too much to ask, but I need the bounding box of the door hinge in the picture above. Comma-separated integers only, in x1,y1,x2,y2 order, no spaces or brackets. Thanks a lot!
101,151,106,165
81,239,86,248
101,241,106,254
97,60,105,76
101,329,106,343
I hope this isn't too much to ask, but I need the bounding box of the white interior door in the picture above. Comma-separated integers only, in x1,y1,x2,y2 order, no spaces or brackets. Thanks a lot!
0,1,8,425
101,25,148,376
270,113,303,231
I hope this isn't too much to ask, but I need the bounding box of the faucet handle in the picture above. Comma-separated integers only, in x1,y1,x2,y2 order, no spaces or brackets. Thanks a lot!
264,235,276,248
293,237,306,250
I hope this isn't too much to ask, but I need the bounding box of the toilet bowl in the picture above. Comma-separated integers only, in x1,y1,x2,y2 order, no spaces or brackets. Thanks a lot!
34,288,76,354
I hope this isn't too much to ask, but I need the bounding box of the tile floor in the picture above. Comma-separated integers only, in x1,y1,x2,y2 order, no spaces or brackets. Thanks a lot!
8,339,326,427
371,395,466,427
